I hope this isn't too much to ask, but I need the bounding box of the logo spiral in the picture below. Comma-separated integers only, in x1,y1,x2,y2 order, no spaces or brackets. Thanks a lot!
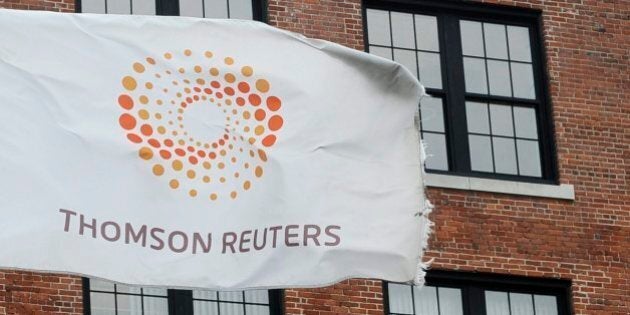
117,49,284,201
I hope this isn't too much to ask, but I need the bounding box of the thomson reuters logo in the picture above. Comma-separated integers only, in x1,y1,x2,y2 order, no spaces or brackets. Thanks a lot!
117,50,284,201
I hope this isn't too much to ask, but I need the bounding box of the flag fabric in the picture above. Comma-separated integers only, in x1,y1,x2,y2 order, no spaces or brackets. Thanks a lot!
0,9,429,289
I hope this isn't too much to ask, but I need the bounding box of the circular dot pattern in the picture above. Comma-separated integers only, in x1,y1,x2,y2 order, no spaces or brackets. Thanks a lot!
117,50,284,201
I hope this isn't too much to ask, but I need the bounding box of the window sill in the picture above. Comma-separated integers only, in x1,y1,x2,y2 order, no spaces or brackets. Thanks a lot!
425,173,575,200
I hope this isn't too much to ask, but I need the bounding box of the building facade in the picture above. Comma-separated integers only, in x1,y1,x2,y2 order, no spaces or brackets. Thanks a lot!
0,0,627,314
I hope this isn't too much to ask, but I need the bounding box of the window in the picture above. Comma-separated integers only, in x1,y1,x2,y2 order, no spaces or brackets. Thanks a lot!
385,271,571,315
365,0,556,182
83,278,283,315
77,0,264,20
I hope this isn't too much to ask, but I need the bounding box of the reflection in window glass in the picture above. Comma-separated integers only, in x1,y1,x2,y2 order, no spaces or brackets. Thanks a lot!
387,283,463,315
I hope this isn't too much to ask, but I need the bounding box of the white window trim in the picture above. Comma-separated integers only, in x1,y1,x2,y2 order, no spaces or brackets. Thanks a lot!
425,173,575,200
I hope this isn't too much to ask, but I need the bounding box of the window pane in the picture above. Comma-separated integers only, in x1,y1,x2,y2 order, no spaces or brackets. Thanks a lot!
415,15,439,52
534,295,559,315
391,12,415,49
510,293,535,315
143,297,169,315
493,137,518,175
460,20,484,57
194,290,219,300
246,305,271,315
484,23,508,60
369,46,392,60
133,0,156,15
116,294,143,315
469,135,493,172
437,288,463,315
179,0,204,17
418,52,442,89
517,139,542,177
82,0,105,13
487,60,512,96
143,288,168,296
394,49,418,79
464,57,488,94
219,291,244,302
229,0,253,19
194,300,219,315
423,133,448,171
90,279,115,292
366,9,391,46
420,96,444,132
117,284,141,294
485,291,510,315
204,0,229,18
508,26,532,62
387,283,414,314
244,290,269,304
108,0,131,14
466,101,490,134
90,292,116,315
489,104,514,137
413,286,439,315
511,62,536,99
219,302,245,315
513,107,538,139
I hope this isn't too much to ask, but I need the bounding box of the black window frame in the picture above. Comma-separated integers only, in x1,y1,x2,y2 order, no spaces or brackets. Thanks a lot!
75,0,267,21
82,278,284,315
363,0,557,184
384,270,572,315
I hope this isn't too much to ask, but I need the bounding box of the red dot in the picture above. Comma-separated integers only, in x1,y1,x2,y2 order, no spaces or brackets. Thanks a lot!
255,109,266,121
189,156,198,164
148,139,161,148
118,95,134,110
193,87,201,92
262,135,277,147
211,81,221,88
204,88,213,94
223,134,229,140
209,152,217,159
160,150,172,159
127,133,142,143
197,150,206,158
140,124,153,136
119,114,136,130
268,115,284,131
266,96,281,111
216,92,223,99
219,139,225,146
193,95,200,101
175,148,186,156
164,139,174,147
181,102,187,108
187,146,195,152
224,87,235,96
186,97,193,103
238,82,250,93
249,94,261,106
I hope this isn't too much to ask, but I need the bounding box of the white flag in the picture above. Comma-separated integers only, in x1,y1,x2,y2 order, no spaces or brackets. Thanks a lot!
0,9,429,289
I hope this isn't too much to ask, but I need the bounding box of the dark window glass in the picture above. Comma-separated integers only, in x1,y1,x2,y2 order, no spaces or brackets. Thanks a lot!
365,1,555,182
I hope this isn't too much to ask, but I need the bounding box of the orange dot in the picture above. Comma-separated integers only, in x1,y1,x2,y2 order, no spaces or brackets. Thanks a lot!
243,111,251,119
210,193,218,201
146,57,156,65
225,73,236,83
133,62,145,73
210,68,219,76
224,57,234,65
127,133,142,143
138,109,150,120
184,49,192,56
254,126,265,135
122,76,137,91
255,166,263,177
256,79,270,93
172,160,183,171
119,114,136,130
189,189,197,197
258,149,268,162
204,51,213,58
139,147,153,160
243,181,251,190
266,96,281,111
203,162,211,169
249,94,261,106
145,82,154,89
268,115,283,131
241,66,253,77
187,170,196,179
262,134,277,147
140,124,153,136
169,179,179,189
230,191,237,199
164,53,172,59
255,109,266,121
203,176,210,183
118,95,134,110
152,164,164,176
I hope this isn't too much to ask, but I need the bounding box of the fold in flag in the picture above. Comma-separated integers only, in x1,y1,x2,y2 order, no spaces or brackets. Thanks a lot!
0,9,429,289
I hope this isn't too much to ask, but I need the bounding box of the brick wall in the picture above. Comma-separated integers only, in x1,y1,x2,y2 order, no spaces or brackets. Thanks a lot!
0,0,627,314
